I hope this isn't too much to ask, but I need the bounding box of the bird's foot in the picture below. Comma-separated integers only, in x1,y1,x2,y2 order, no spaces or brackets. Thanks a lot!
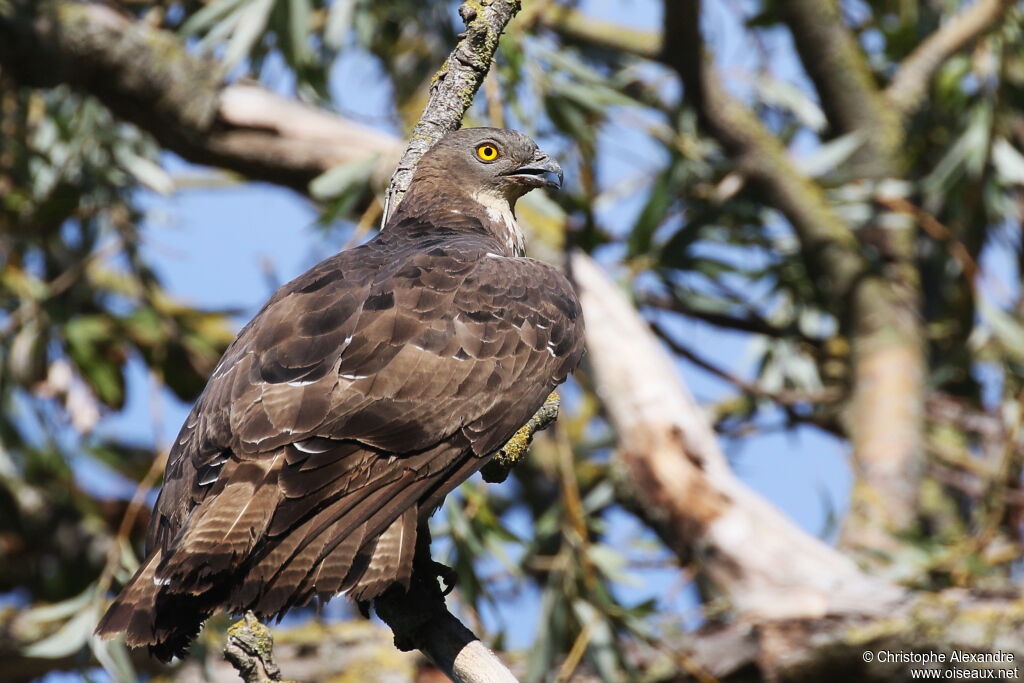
481,392,561,483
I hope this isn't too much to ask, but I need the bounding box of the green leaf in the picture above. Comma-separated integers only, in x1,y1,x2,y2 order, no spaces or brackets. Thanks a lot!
309,156,378,201
18,588,95,625
572,600,620,683
588,543,640,586
117,151,174,195
627,161,678,257
324,0,357,51
65,315,125,408
91,634,138,683
793,131,864,178
180,0,246,36
753,76,826,132
285,0,312,67
22,590,100,659
222,0,275,71
993,139,1024,185
978,298,1024,363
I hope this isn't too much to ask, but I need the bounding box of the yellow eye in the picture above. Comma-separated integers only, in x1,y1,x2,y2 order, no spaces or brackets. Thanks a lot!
475,144,499,162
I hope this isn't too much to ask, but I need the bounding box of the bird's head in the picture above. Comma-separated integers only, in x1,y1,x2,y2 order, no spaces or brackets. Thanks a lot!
390,128,562,255
410,127,563,204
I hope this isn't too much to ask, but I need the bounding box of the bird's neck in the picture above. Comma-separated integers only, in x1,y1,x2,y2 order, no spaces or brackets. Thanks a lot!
387,184,527,257
467,189,526,257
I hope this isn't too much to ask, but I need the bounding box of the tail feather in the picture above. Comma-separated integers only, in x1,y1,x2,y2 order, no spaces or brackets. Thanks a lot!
94,550,213,663
346,505,417,602
95,551,163,645
97,439,480,660
157,457,282,593
240,473,414,615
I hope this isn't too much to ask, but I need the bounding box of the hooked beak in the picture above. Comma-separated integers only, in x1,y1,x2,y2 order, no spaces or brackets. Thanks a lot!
503,156,563,190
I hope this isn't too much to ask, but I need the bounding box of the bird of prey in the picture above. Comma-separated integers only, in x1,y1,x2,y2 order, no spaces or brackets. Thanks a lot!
95,127,585,660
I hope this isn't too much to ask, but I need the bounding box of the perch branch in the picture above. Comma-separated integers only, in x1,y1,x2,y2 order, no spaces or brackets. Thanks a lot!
223,612,286,683
481,393,560,483
370,2,524,681
373,576,516,683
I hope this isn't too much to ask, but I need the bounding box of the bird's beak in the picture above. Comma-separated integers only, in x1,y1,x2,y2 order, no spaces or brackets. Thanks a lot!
504,156,563,190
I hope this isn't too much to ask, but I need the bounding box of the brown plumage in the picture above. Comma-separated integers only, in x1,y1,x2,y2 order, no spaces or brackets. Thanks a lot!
94,128,585,660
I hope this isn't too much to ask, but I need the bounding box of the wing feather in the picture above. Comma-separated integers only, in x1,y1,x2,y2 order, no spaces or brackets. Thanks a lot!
117,228,584,654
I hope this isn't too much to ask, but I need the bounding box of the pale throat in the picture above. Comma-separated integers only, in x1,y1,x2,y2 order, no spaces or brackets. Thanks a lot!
471,189,526,257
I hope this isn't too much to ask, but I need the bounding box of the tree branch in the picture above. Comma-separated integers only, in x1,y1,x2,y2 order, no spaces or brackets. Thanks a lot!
0,1,401,193
526,4,659,60
368,2,524,681
373,576,517,683
662,1,863,303
776,0,901,174
665,0,927,571
651,321,841,408
641,293,812,341
886,0,1015,116
223,613,286,683
686,591,1024,682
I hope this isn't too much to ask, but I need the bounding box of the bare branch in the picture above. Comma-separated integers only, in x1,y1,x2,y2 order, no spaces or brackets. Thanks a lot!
641,293,812,341
368,2,525,680
527,4,659,60
651,322,841,408
0,1,401,193
374,578,517,683
887,0,1016,116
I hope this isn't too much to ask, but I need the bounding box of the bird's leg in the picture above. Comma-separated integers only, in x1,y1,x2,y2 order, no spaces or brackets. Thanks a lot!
480,392,561,483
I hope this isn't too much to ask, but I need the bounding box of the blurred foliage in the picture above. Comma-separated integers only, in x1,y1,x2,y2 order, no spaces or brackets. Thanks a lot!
2,0,1024,681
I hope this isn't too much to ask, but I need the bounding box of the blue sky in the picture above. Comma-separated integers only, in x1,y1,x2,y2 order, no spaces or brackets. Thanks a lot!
67,0,860,661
